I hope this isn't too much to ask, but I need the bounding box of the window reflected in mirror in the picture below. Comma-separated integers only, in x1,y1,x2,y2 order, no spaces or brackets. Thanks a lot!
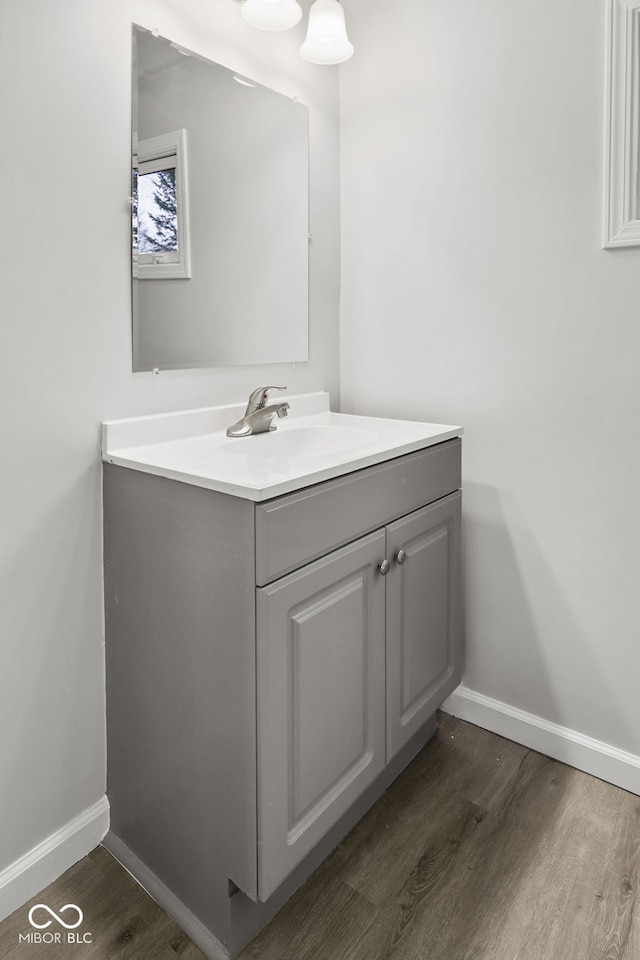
132,127,191,280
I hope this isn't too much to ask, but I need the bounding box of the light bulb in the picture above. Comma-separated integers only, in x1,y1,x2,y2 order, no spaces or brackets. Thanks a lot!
300,0,354,64
241,0,303,31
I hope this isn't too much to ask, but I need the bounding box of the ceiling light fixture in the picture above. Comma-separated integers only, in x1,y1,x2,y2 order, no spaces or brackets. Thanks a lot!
240,0,303,31
300,0,353,64
232,0,353,65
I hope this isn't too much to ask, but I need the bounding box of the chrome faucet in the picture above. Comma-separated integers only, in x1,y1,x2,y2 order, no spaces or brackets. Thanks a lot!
226,386,289,437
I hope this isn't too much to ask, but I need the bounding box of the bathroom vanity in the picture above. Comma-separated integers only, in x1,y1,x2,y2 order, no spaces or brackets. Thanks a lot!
102,392,463,960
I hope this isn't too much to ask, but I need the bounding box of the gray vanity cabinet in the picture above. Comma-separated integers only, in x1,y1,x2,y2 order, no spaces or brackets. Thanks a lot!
104,436,462,958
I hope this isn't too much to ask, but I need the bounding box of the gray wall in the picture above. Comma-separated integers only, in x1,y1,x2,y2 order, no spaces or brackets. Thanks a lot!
0,0,339,879
340,0,640,757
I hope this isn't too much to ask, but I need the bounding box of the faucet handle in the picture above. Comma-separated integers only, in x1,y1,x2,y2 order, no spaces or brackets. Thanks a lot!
246,385,287,414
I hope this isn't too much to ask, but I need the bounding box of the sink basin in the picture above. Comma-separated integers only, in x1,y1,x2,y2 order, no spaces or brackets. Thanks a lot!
102,391,463,501
220,424,377,459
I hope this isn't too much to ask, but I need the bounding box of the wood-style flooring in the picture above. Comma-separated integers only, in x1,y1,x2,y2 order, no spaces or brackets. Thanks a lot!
1,713,639,960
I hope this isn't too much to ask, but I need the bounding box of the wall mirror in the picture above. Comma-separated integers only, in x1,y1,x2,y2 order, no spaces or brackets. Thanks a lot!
604,0,640,247
131,25,310,370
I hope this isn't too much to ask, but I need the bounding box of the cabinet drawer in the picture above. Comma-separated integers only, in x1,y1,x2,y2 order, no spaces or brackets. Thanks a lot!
255,439,461,585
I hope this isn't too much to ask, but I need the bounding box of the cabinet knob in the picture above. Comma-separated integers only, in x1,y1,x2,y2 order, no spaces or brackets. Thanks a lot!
396,549,407,565
378,559,391,576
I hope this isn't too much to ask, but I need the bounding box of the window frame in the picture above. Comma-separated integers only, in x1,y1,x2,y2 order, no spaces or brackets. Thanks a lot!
604,0,640,247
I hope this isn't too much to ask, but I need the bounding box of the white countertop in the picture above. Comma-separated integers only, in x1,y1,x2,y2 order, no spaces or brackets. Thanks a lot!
102,392,463,502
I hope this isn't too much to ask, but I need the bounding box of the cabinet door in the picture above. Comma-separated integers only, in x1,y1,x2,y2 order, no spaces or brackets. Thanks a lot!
386,491,462,760
256,530,387,901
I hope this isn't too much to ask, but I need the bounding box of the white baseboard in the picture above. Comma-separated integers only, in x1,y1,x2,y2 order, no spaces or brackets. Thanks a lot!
0,796,110,924
442,686,640,797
